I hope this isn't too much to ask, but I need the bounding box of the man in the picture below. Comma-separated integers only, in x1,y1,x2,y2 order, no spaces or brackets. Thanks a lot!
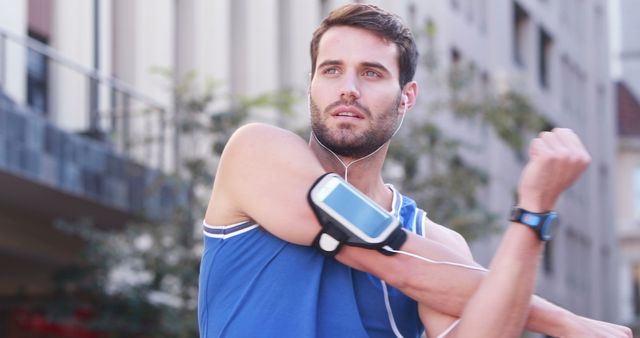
198,4,631,337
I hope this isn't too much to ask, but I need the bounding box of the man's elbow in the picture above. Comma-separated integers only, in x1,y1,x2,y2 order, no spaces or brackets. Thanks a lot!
336,246,410,289
381,262,410,289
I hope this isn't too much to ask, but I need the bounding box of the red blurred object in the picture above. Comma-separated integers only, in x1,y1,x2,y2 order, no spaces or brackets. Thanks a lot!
11,308,100,338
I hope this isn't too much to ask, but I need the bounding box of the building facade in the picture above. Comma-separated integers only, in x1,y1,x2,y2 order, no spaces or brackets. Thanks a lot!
420,0,617,325
0,1,185,335
613,0,640,98
613,0,640,330
616,81,640,330
0,0,620,335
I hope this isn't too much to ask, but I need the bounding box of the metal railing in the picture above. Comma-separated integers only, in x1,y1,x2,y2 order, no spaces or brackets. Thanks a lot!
0,26,173,173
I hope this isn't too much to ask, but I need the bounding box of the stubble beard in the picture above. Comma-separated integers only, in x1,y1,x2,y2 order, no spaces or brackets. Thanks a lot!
310,95,402,159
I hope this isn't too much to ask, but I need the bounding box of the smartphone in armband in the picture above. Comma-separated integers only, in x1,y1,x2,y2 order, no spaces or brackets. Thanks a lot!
308,173,406,256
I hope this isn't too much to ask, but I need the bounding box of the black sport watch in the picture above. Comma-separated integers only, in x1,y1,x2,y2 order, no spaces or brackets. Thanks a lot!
509,207,559,241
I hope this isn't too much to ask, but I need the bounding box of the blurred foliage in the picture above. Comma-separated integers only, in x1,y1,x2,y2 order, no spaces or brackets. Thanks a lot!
388,123,500,240
36,71,299,337
48,215,198,338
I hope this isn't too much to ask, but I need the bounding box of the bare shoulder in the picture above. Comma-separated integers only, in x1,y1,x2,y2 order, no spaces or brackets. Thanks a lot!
221,123,307,159
423,216,473,259
216,123,323,188
205,122,326,245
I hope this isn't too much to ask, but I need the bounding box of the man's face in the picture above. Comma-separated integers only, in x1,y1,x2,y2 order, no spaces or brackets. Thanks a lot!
309,26,404,158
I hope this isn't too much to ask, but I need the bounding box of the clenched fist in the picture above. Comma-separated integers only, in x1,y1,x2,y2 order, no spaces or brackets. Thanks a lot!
517,128,591,213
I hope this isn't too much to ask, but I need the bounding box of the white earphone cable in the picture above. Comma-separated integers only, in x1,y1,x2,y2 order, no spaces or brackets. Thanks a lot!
380,246,486,338
382,246,489,272
308,94,475,337
436,319,460,338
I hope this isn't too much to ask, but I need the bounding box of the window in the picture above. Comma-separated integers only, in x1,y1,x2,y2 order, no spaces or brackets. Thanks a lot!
560,55,573,115
450,0,460,11
26,32,48,115
513,2,529,67
478,0,487,33
278,0,292,90
593,5,605,67
229,0,248,95
633,264,640,316
601,247,613,317
634,167,640,219
596,85,607,158
408,3,417,30
564,228,592,308
451,48,461,65
319,0,330,18
559,0,568,28
465,0,474,22
538,27,552,89
575,0,586,43
543,239,554,275
449,48,463,86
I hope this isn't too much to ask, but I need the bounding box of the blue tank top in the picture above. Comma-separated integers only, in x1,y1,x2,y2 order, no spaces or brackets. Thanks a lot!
198,186,427,338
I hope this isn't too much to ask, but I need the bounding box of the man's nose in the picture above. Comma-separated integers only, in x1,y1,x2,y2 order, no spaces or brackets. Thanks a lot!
339,73,360,103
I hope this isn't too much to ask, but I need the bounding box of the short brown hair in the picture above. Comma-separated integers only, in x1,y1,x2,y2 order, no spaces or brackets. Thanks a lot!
310,4,418,88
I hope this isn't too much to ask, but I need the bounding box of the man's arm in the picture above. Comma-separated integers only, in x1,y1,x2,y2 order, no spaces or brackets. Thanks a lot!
444,128,630,337
450,214,545,337
447,126,587,336
419,219,631,337
208,123,484,304
415,130,631,337
205,123,631,337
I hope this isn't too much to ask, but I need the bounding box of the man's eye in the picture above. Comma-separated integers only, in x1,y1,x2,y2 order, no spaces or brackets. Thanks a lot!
363,70,380,77
323,68,339,75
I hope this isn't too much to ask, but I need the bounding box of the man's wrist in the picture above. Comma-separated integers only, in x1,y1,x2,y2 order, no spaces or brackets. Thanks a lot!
509,207,559,241
517,197,555,213
526,296,574,336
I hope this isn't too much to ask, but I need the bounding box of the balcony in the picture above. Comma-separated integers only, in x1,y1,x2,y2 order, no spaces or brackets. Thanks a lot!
0,28,187,297
0,91,185,227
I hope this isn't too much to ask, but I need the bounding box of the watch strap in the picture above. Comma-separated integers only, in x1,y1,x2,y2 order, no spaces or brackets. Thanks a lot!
510,207,557,241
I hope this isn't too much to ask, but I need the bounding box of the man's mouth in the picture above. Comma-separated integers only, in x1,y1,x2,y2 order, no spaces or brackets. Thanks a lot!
336,112,360,118
331,107,365,119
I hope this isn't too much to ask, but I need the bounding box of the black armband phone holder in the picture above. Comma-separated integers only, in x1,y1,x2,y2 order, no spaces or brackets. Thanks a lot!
307,173,407,256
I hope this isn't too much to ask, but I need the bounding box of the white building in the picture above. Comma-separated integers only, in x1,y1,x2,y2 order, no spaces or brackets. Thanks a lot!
612,0,640,98
612,0,640,331
616,80,640,331
418,0,617,325
0,0,621,334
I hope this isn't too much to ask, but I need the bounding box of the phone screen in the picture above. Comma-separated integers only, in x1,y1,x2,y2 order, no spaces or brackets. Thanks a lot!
322,182,393,238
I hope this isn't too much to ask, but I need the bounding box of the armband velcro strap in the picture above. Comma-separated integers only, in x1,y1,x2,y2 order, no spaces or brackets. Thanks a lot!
312,226,347,256
378,228,407,256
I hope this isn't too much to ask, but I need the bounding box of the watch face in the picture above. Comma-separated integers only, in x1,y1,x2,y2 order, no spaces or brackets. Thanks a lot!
510,207,559,241
521,213,541,227
541,213,559,241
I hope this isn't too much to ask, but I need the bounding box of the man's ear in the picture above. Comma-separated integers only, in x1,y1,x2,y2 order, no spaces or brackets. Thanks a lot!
401,81,418,111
